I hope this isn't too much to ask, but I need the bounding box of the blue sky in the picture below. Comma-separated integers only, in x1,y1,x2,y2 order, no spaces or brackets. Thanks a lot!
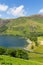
0,0,43,18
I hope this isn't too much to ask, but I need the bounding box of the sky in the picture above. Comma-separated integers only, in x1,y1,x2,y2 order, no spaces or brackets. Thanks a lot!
0,0,43,18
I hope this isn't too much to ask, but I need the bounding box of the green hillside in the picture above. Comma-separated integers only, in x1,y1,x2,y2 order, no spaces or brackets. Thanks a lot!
29,46,43,63
0,55,43,65
0,14,43,36
34,45,43,53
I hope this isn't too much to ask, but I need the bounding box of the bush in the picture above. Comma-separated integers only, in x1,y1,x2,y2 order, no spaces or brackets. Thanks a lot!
0,47,29,60
15,49,29,60
0,47,6,55
6,48,17,57
31,45,34,49
35,41,39,46
6,48,29,60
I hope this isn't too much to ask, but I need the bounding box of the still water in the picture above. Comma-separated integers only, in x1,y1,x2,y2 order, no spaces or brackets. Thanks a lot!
0,35,28,48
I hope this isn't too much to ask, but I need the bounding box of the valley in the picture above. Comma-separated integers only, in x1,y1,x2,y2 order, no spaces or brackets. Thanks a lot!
0,14,43,65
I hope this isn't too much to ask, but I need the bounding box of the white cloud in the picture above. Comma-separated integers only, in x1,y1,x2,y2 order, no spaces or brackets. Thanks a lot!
39,8,43,13
0,4,8,11
0,14,2,17
7,5,26,17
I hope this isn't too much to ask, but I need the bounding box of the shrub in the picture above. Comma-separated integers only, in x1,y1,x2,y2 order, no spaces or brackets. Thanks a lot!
6,48,17,57
0,47,6,55
0,47,29,60
15,49,28,59
6,48,29,60
31,45,34,49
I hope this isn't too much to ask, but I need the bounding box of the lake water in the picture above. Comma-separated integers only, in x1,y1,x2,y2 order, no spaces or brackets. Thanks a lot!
0,35,28,48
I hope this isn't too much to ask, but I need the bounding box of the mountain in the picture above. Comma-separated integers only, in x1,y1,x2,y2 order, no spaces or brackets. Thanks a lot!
0,14,43,38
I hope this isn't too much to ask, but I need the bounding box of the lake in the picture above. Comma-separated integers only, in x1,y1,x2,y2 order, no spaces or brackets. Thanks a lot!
0,35,28,48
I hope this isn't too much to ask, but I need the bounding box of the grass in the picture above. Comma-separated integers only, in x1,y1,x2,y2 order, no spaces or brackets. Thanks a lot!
28,36,43,63
34,46,43,53
0,55,43,65
29,52,43,63
38,36,43,41
28,45,43,63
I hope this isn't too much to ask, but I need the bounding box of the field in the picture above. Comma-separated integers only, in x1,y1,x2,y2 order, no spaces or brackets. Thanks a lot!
0,55,43,65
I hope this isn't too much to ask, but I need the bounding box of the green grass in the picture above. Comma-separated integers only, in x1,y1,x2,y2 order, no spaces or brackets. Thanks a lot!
38,36,43,41
0,55,43,65
29,51,43,63
34,46,43,53
28,45,43,63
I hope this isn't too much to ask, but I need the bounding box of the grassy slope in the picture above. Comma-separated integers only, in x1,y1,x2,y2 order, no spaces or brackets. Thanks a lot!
0,55,43,65
29,45,43,63
33,36,43,53
0,14,43,37
29,52,43,63
28,36,43,63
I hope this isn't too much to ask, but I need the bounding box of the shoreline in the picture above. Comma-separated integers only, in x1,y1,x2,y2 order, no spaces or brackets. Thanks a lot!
24,39,32,50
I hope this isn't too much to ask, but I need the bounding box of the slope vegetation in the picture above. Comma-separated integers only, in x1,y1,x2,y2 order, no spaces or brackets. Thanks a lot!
0,55,43,65
0,14,43,37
